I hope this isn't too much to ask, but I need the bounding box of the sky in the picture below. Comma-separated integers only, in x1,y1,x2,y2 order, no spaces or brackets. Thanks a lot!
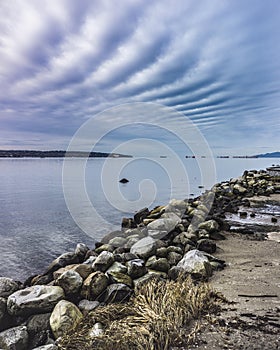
0,0,279,156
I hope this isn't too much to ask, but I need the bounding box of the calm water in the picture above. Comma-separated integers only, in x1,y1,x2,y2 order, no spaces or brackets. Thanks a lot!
0,157,278,280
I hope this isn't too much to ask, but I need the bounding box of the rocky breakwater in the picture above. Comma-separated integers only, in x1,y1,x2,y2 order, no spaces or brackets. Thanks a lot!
0,169,279,349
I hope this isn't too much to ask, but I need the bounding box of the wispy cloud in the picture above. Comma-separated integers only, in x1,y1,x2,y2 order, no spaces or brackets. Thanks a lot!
0,0,279,154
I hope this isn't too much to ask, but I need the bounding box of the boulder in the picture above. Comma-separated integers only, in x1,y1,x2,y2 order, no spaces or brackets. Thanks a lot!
198,220,219,233
72,264,92,279
0,277,20,298
155,247,168,258
81,272,108,300
78,300,100,315
133,273,155,288
75,243,89,258
108,236,127,248
26,313,51,349
176,250,212,279
45,252,79,274
7,285,65,316
56,270,83,294
0,297,6,323
94,244,114,254
88,322,104,338
145,256,170,272
130,237,156,259
127,259,147,279
106,261,127,274
106,272,133,288
167,251,182,265
92,251,114,272
134,207,150,224
50,300,83,339
197,239,217,254
32,345,58,350
104,284,131,303
233,184,247,194
100,230,124,244
0,326,28,350
147,216,180,234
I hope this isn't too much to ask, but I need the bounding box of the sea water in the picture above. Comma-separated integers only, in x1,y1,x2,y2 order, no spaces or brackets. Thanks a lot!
0,157,278,280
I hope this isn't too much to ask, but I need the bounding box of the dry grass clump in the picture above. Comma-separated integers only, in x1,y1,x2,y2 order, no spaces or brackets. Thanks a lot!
58,276,225,350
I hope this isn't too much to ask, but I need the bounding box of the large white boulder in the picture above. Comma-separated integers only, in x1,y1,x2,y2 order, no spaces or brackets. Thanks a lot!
7,285,65,316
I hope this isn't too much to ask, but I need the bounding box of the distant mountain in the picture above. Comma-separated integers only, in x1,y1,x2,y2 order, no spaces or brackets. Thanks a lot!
0,150,132,158
255,151,280,158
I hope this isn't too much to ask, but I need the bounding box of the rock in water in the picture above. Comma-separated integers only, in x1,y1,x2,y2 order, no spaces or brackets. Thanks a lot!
50,300,83,339
7,285,65,316
119,178,129,183
0,326,29,350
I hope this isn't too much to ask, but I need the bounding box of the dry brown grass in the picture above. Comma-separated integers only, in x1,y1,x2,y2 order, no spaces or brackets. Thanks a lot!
58,276,225,350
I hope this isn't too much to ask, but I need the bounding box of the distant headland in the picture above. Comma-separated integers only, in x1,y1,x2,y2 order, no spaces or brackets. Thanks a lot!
0,150,132,158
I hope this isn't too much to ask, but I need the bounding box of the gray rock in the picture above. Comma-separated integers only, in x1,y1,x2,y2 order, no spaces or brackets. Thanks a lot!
104,284,131,303
46,252,79,274
155,247,168,258
145,256,170,272
130,237,156,259
133,273,155,288
75,243,89,258
164,199,187,216
176,250,212,278
124,236,140,249
32,345,58,350
0,297,6,323
106,262,127,274
72,264,93,279
81,272,108,300
134,207,150,224
26,313,51,349
167,251,182,265
50,300,83,339
0,277,19,298
173,231,197,245
108,236,127,248
94,244,114,254
88,322,104,338
56,270,83,294
101,230,124,244
127,259,147,279
78,300,100,315
198,219,219,233
7,285,65,316
106,272,133,288
166,246,183,254
197,239,217,254
0,326,28,350
92,251,114,272
233,184,247,194
147,216,180,234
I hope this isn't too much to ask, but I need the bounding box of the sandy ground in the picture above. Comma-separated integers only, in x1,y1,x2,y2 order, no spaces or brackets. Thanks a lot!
189,232,280,350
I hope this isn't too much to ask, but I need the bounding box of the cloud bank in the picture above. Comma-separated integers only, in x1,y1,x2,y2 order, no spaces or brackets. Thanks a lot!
0,0,279,154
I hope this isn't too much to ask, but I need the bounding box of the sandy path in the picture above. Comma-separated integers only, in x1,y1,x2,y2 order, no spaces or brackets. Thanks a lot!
189,233,280,350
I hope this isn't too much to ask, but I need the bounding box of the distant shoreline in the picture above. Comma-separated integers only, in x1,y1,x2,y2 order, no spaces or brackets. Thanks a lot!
0,150,132,158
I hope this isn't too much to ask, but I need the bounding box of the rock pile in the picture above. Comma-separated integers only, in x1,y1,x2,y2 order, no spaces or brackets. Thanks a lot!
0,169,278,349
